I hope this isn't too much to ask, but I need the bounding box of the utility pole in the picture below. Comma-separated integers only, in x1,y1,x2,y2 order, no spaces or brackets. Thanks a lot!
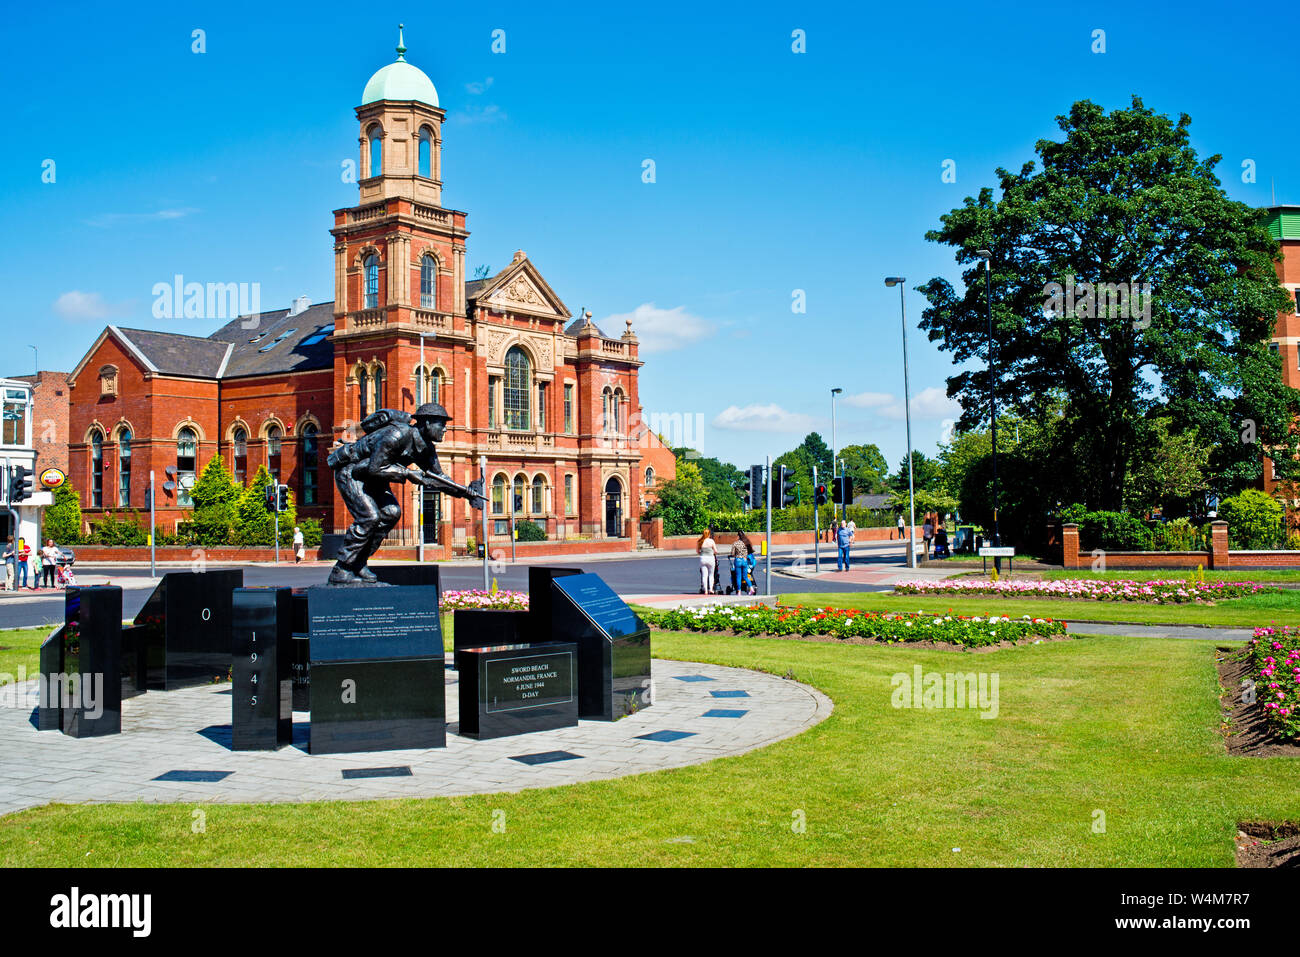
509,484,517,563
479,454,489,590
764,455,772,596
149,469,156,577
812,464,820,574
417,332,426,562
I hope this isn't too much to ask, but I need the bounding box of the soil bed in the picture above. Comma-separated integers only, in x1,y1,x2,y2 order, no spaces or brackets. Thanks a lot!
1216,648,1300,757
1235,822,1300,868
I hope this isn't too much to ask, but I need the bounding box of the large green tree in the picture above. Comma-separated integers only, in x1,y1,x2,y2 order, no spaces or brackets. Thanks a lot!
891,450,942,493
671,448,744,511
838,443,889,494
918,96,1299,514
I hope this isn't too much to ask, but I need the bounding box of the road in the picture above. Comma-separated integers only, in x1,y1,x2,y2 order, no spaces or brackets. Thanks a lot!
0,541,904,629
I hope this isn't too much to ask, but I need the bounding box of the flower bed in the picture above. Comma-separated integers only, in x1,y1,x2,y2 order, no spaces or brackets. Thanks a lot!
440,589,528,611
893,578,1273,603
1249,627,1300,738
641,603,1068,647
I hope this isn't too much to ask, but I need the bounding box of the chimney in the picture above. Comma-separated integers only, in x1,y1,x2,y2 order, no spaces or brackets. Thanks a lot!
289,295,311,317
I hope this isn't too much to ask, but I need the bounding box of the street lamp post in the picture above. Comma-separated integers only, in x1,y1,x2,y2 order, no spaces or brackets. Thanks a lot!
885,277,917,569
830,387,842,523
975,249,1001,569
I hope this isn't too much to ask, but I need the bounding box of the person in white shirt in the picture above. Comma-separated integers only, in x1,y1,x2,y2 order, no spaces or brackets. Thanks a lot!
293,526,305,563
696,528,717,594
40,540,59,588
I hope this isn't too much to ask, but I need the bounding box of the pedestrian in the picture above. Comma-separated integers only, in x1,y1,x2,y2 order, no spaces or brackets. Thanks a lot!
2,538,13,592
746,541,758,595
16,540,29,590
731,531,753,594
923,516,934,560
30,545,41,590
934,523,950,560
697,527,717,594
293,525,305,564
41,539,59,589
836,520,853,572
847,517,857,540
896,513,905,540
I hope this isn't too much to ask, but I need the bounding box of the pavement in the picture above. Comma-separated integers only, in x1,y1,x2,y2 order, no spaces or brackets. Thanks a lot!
0,659,831,815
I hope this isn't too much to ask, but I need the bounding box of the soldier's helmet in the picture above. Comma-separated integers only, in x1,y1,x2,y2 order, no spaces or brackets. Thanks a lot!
413,402,451,422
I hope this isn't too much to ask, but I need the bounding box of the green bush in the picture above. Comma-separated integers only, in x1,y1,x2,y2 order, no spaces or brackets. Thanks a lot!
1151,517,1205,552
1060,504,1154,551
86,511,149,546
514,519,546,542
189,455,242,546
43,482,83,544
235,466,298,546
1219,489,1284,550
296,518,323,546
702,505,894,534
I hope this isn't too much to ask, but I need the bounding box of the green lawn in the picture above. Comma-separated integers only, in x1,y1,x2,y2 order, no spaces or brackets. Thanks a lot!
0,627,52,683
780,590,1297,629
2,629,1297,866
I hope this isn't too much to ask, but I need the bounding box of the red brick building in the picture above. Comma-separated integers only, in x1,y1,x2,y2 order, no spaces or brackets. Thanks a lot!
66,35,673,548
1261,204,1300,496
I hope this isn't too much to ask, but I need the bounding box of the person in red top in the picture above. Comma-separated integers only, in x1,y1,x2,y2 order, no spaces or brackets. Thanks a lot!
16,541,30,590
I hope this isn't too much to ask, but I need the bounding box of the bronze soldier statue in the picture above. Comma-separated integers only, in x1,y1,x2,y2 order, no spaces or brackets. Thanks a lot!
327,402,485,585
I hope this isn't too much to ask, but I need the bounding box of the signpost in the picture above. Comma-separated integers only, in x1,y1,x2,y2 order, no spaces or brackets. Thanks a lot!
978,545,1016,576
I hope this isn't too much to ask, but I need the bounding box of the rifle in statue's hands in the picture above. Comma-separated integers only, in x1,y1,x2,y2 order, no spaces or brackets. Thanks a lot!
408,469,487,509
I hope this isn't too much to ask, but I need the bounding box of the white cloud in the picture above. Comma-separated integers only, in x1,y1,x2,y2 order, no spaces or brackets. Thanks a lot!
465,77,495,94
843,391,893,409
84,207,199,228
53,291,124,321
712,403,817,433
601,302,713,353
846,387,962,421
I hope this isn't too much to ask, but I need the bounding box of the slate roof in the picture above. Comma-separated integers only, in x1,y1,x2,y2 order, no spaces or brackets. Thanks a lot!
114,327,233,378
853,493,895,510
464,278,490,301
209,302,337,377
563,313,605,337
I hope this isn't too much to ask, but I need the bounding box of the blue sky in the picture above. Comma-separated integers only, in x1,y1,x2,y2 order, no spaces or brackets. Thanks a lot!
4,0,1297,472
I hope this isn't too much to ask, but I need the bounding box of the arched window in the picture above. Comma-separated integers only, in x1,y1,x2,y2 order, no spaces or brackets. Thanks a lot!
420,254,437,309
512,474,526,515
118,429,132,507
364,254,379,310
301,424,318,505
357,368,370,418
491,474,506,515
418,128,432,178
531,475,546,514
232,427,248,485
504,347,531,430
613,389,624,433
177,427,197,507
601,388,612,433
90,430,104,508
368,126,383,178
645,466,655,488
371,365,385,411
266,425,282,483
415,366,441,406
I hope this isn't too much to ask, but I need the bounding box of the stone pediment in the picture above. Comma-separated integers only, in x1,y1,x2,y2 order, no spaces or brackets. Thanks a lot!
477,256,570,320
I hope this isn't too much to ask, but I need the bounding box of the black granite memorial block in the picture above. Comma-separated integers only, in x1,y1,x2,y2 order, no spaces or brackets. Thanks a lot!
458,642,578,739
135,569,244,689
526,566,582,642
290,590,310,711
307,585,445,754
550,573,651,720
61,586,124,738
119,624,149,700
232,587,294,750
452,609,526,672
371,564,441,599
37,623,65,731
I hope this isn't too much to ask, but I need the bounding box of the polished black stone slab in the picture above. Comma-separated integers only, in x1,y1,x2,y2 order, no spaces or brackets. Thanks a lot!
290,634,311,711
37,623,65,731
119,624,149,700
61,586,123,738
153,770,233,782
134,569,244,689
232,587,294,750
525,566,582,641
371,564,441,601
636,730,697,742
509,750,582,765
308,658,445,754
458,642,578,740
341,766,412,779
306,585,441,661
550,573,651,721
452,608,526,672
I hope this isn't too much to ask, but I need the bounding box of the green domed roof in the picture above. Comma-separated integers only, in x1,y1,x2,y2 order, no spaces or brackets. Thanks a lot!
362,25,439,107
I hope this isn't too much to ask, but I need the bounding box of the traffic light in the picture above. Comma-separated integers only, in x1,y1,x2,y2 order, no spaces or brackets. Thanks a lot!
264,484,277,512
831,476,852,505
7,466,33,503
770,466,796,509
748,464,764,511
276,484,289,512
814,484,829,507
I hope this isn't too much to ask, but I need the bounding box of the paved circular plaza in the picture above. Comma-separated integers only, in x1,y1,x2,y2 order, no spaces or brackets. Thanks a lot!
0,660,831,814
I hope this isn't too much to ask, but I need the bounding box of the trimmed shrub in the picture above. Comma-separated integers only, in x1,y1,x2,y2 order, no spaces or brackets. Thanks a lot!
515,519,546,542
1219,489,1284,550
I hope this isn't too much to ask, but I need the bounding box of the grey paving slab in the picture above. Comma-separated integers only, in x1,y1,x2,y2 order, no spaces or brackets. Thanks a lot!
0,659,830,813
